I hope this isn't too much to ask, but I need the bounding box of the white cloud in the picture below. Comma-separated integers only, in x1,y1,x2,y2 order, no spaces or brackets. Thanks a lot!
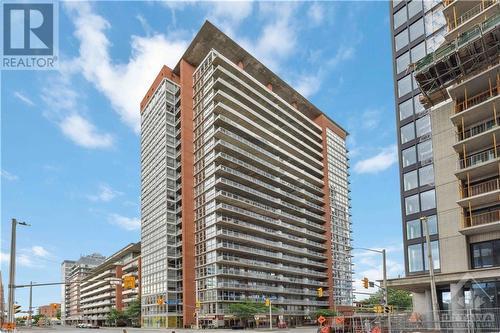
294,73,322,98
307,2,324,25
328,45,355,68
64,2,188,133
31,246,50,258
361,108,382,130
14,91,35,106
60,114,114,149
354,145,398,174
88,184,122,202
0,252,9,264
109,214,140,231
1,169,18,181
205,1,253,35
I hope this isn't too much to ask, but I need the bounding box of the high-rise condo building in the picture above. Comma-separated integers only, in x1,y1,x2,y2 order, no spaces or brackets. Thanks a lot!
389,0,500,314
140,21,353,328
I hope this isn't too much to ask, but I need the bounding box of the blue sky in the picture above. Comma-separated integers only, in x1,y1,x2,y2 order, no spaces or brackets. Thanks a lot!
1,1,402,309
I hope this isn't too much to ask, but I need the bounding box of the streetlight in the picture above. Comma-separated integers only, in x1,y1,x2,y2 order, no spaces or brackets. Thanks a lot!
420,216,440,329
7,218,31,328
351,247,388,307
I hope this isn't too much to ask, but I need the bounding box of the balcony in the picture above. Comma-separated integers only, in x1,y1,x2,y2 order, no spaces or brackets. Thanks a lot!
446,0,499,41
455,87,499,115
458,178,500,207
454,118,500,152
461,209,500,235
455,146,500,179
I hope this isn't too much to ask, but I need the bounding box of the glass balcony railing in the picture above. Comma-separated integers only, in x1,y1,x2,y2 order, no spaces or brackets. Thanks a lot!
461,178,500,198
455,87,499,114
449,0,498,31
459,146,500,169
463,209,500,228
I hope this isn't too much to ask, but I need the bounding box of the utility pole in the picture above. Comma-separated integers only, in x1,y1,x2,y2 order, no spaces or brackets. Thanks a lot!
421,216,440,329
28,281,33,327
7,219,30,328
269,299,272,330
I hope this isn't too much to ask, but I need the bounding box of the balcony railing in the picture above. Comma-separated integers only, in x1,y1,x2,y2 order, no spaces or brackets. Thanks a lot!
463,209,500,228
461,178,500,198
459,146,499,169
449,0,498,31
455,87,499,114
458,117,500,141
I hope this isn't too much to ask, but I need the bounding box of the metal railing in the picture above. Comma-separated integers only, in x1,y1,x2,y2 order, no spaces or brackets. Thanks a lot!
455,87,498,113
458,117,499,141
461,178,500,198
449,0,498,31
464,209,500,228
459,146,499,169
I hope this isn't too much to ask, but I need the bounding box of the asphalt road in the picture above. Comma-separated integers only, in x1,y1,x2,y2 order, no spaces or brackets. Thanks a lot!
16,327,318,333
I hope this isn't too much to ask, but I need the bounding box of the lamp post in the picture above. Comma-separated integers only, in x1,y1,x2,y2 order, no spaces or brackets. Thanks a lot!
7,218,30,328
420,216,440,329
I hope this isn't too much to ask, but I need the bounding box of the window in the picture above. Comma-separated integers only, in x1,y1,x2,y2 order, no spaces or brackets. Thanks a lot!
405,194,420,215
419,164,434,186
413,94,425,114
420,189,436,211
471,240,500,269
401,122,415,144
427,28,445,52
416,115,431,137
407,219,421,239
395,29,409,51
408,243,424,272
423,0,440,12
394,7,407,29
397,52,411,74
398,74,413,97
410,18,425,42
411,42,426,63
418,140,433,161
402,146,417,167
425,215,438,235
423,240,441,270
399,99,414,120
424,5,445,36
408,0,423,18
404,170,418,191
393,0,404,7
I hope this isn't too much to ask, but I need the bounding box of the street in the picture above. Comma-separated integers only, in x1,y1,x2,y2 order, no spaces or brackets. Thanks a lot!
16,327,318,333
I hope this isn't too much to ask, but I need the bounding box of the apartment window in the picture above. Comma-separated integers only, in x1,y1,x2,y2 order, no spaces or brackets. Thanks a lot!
427,28,445,52
395,29,409,51
419,164,434,186
404,170,418,191
397,52,411,74
405,194,420,215
402,146,417,167
408,243,424,272
424,6,445,36
423,0,440,12
424,215,438,235
416,115,431,137
420,189,436,211
393,0,404,8
413,94,425,114
410,18,425,42
399,99,414,120
417,140,433,161
394,7,408,29
471,239,500,269
407,219,421,239
401,122,415,144
411,42,426,63
408,0,423,18
398,74,413,97
424,240,441,270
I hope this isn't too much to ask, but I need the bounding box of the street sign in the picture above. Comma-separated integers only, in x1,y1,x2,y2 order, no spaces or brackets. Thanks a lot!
373,305,384,314
317,315,326,324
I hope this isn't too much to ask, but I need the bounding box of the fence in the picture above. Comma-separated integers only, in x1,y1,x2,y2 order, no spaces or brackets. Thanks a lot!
330,308,500,333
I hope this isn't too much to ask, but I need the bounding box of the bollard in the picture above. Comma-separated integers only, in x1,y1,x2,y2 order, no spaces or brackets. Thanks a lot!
122,329,127,333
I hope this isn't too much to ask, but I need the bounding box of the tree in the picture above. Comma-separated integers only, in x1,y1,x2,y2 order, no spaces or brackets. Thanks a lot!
227,301,269,327
314,309,338,318
360,289,412,310
124,298,141,327
56,309,61,320
107,308,127,327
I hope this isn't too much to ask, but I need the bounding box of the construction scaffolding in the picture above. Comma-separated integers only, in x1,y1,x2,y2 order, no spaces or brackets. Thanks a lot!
414,13,500,106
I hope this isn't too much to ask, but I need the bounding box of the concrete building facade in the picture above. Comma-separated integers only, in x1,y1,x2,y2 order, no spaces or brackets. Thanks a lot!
62,253,106,325
38,304,60,319
389,0,500,316
140,21,353,329
79,243,141,326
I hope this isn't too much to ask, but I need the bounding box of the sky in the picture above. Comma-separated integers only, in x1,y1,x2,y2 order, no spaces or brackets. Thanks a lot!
1,0,403,310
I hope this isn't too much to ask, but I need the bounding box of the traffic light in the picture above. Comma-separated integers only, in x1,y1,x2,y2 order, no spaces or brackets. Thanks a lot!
50,303,59,311
317,287,323,297
384,305,394,314
265,298,270,307
362,277,369,289
14,304,21,313
195,300,201,309
156,296,165,305
123,276,135,289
